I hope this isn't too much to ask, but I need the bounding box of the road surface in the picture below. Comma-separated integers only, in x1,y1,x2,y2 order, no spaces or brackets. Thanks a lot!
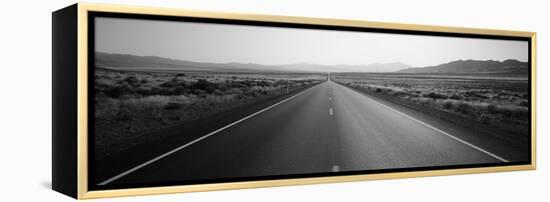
99,79,526,187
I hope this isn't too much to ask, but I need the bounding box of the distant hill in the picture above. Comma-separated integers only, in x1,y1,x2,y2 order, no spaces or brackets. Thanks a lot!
95,52,411,73
95,52,280,72
397,59,528,74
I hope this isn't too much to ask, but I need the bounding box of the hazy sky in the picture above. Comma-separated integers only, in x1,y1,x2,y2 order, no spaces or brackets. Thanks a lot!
96,17,528,67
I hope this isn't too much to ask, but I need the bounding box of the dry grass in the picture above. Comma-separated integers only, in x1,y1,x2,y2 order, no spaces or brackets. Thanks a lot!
332,73,529,135
94,69,325,158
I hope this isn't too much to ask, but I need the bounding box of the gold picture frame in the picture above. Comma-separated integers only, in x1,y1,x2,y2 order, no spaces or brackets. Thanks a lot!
52,3,536,199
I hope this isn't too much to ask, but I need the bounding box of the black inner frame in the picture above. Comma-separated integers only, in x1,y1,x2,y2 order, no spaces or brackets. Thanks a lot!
87,11,532,191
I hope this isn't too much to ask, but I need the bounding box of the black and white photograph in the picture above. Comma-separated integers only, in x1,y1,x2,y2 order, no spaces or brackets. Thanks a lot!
91,15,531,189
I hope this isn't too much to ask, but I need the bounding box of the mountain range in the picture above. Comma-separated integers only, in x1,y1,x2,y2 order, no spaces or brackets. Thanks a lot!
95,52,409,73
96,52,527,74
397,59,528,74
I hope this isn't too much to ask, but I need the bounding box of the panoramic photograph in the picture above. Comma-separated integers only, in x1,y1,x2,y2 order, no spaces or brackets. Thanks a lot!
92,16,530,188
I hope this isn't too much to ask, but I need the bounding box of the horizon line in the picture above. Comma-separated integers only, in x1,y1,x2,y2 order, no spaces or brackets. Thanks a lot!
95,51,529,68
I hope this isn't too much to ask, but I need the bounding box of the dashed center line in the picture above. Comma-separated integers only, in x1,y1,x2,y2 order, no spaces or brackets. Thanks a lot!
329,108,333,116
332,165,340,172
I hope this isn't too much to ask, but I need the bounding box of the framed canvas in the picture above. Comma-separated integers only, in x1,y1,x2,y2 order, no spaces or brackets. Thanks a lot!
52,3,536,199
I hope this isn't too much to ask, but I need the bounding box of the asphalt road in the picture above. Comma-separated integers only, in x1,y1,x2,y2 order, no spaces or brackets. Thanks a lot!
101,79,525,187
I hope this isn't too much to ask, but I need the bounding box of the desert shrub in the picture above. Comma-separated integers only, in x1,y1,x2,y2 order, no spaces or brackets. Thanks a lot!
124,76,140,87
204,85,216,94
465,91,489,100
160,79,178,88
227,87,243,95
231,82,247,89
192,89,206,96
107,84,135,98
153,86,179,96
173,86,187,95
455,102,473,114
390,91,409,97
257,80,269,87
244,89,261,97
178,80,187,87
239,80,252,87
216,82,230,91
105,86,123,98
424,92,447,100
192,79,217,93
442,100,453,109
375,88,382,93
449,94,462,100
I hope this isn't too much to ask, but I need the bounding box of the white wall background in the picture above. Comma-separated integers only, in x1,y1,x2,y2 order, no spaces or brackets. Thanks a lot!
0,0,546,201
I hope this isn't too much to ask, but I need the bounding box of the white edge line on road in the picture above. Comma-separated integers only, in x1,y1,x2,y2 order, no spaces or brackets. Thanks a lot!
344,85,509,163
98,85,319,186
